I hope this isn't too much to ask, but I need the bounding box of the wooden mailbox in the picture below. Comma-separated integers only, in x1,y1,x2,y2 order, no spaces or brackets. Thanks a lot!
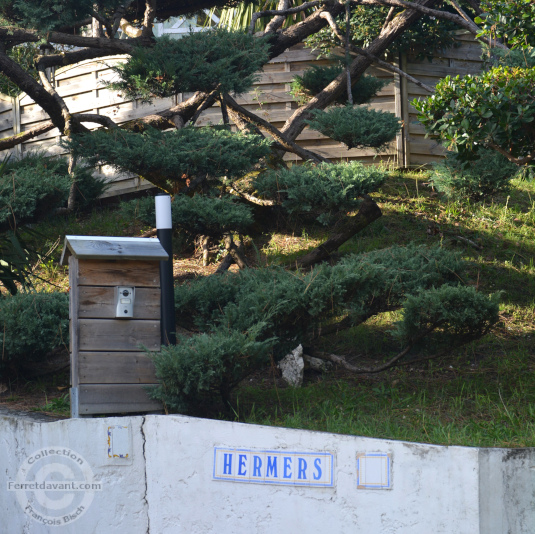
61,236,168,417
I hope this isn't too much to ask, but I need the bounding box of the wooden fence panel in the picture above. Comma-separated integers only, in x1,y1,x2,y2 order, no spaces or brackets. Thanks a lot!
0,32,483,196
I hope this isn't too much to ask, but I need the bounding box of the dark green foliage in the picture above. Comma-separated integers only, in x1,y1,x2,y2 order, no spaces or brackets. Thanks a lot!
290,64,387,106
483,45,535,69
396,285,500,344
0,43,41,97
65,126,271,191
107,31,269,102
148,325,274,412
147,244,500,413
0,291,69,380
253,161,387,224
428,149,518,201
0,230,36,294
0,0,122,31
476,0,535,50
305,5,461,60
306,105,401,150
0,152,107,228
121,194,253,236
413,67,535,163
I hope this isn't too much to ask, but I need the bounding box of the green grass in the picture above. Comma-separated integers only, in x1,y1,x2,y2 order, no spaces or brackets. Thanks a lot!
15,169,535,447
229,170,535,447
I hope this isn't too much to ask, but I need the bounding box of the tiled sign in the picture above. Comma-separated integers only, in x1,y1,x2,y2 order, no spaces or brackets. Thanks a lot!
356,452,392,489
213,448,334,487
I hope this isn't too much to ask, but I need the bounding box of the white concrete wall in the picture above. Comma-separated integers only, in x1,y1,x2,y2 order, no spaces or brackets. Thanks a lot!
0,411,533,533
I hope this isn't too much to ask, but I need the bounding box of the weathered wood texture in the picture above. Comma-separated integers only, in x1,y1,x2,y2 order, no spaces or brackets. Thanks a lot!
78,286,160,319
70,257,162,416
79,318,161,351
76,259,161,287
79,352,158,383
77,384,162,415
0,31,483,193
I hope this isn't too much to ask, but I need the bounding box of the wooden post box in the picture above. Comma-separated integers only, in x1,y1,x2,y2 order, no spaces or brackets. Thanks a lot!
60,236,168,417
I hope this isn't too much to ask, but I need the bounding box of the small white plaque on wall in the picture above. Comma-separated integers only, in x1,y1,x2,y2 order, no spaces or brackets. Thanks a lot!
108,425,130,459
213,448,334,487
356,453,392,490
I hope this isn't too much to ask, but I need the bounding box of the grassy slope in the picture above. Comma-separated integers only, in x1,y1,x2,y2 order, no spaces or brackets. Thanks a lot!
21,171,535,445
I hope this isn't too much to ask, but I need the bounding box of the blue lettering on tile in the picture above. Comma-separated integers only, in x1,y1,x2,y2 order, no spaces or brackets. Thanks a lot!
238,454,247,476
253,456,262,477
266,456,277,478
283,457,292,479
223,453,232,475
213,448,334,487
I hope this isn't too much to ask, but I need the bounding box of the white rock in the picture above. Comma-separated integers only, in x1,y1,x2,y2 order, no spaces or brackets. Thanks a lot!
278,344,305,387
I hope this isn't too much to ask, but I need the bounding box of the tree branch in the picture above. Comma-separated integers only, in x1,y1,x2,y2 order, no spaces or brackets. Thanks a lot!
0,121,55,151
254,1,321,34
355,0,508,49
294,195,383,268
320,10,435,93
281,0,441,142
0,27,136,52
487,142,535,166
0,48,66,132
142,0,157,38
223,93,329,164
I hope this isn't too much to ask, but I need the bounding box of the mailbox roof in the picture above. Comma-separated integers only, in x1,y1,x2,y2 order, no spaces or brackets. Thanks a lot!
60,235,169,264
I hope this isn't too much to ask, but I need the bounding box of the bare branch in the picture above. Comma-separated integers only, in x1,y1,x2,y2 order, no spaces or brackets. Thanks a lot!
223,93,329,164
36,48,122,70
90,9,115,39
77,114,119,129
487,142,535,166
0,27,136,51
228,186,276,206
355,0,508,49
320,10,435,93
250,1,321,34
0,121,55,151
142,0,157,38
381,7,396,32
281,0,441,142
0,49,66,131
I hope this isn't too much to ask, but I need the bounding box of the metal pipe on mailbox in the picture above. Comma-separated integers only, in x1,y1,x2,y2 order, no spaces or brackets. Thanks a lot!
155,193,176,345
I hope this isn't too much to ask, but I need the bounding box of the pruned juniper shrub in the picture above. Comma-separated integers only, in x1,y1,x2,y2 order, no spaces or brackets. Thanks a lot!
253,161,387,225
106,30,270,102
0,291,69,381
290,64,387,106
306,105,401,150
65,126,271,193
148,244,499,413
0,152,107,229
120,194,253,237
428,149,519,201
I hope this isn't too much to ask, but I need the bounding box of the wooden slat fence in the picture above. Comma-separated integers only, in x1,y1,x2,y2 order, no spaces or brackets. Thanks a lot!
0,31,483,198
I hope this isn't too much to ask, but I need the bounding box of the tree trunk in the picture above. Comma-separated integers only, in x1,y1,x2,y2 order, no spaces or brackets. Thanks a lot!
294,195,382,268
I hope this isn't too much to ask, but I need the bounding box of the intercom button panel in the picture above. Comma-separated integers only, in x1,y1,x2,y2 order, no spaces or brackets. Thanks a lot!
116,286,135,318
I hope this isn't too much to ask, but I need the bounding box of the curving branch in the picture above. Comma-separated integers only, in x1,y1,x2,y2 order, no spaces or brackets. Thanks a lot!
320,10,435,93
281,0,442,142
250,1,321,34
354,0,508,49
222,93,329,164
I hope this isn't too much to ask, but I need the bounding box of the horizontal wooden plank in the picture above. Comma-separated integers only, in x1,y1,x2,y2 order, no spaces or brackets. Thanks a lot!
77,384,162,414
77,259,161,287
78,286,160,319
79,319,160,351
78,351,158,384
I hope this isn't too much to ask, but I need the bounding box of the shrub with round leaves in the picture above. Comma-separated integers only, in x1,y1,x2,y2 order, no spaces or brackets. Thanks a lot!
413,66,535,164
